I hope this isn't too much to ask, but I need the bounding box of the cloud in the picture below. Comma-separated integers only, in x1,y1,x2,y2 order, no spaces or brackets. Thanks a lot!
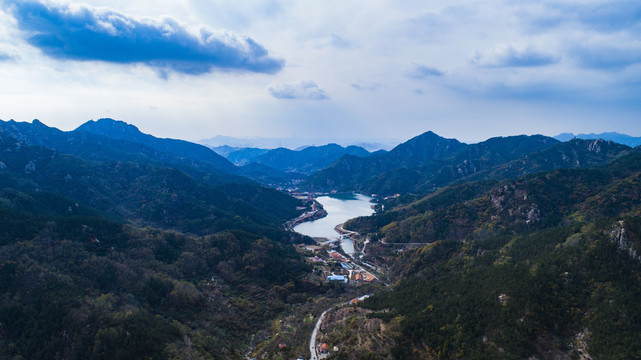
330,34,352,49
570,43,641,70
7,0,284,75
408,64,444,79
351,81,381,91
473,45,559,68
527,2,641,34
0,52,16,61
268,81,329,100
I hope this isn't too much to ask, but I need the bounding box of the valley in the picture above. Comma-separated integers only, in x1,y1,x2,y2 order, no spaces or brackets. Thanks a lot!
1,118,640,359
3,2,639,359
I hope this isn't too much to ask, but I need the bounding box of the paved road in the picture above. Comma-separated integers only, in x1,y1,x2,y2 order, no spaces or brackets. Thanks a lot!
309,309,330,360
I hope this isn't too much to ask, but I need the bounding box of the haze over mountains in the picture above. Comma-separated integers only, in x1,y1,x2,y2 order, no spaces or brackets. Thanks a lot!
229,144,372,174
200,135,399,152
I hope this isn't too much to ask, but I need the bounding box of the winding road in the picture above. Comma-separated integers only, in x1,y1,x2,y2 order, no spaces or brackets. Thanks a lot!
309,309,330,360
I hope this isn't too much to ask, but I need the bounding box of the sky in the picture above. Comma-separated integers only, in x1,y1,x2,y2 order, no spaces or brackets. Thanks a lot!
0,0,640,144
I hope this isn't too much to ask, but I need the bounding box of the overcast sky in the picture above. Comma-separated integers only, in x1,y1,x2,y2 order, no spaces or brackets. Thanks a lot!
0,0,639,144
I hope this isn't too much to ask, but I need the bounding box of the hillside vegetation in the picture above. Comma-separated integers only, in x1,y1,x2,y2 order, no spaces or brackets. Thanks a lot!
0,119,328,359
304,131,630,196
330,150,641,359
3,119,640,360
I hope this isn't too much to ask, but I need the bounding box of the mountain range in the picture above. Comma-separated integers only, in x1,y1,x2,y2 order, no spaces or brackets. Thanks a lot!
213,143,373,174
2,118,641,359
248,144,372,175
200,135,398,151
302,131,632,195
210,146,269,166
555,131,641,147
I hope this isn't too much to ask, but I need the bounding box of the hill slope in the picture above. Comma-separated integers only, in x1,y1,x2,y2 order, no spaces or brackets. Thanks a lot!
1,119,247,187
333,150,641,359
76,118,237,173
0,120,325,359
303,132,560,194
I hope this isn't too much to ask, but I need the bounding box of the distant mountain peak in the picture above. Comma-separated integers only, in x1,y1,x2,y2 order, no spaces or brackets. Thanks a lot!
409,130,439,140
390,130,465,161
75,118,236,173
403,130,459,145
31,119,48,127
76,118,144,139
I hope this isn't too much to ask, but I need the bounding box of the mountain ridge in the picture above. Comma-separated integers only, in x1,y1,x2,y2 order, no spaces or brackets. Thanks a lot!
554,131,641,147
303,132,561,195
76,118,237,173
250,143,372,175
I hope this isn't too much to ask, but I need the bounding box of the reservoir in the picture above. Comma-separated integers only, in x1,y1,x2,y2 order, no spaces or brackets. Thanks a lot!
294,193,374,256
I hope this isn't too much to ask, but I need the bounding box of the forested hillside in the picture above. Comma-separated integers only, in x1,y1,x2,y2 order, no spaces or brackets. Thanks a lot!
0,205,316,359
75,118,237,173
329,150,641,359
3,119,640,359
0,134,300,237
303,132,561,194
0,119,326,359
305,132,629,196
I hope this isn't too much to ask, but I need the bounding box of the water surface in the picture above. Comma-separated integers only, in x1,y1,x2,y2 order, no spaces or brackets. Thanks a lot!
294,193,374,255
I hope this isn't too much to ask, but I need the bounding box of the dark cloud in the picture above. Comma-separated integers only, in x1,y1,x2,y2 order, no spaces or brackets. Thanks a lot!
268,81,329,100
408,64,444,79
474,47,559,68
8,0,284,75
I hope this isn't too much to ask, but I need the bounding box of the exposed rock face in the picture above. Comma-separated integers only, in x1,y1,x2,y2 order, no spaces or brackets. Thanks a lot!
587,139,603,153
611,220,640,261
572,329,592,360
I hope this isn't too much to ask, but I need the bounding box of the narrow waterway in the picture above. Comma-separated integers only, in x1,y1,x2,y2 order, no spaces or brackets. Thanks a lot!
293,193,374,255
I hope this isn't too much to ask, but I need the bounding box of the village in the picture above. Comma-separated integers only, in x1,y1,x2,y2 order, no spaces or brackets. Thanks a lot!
295,230,381,360
300,244,378,283
248,193,386,360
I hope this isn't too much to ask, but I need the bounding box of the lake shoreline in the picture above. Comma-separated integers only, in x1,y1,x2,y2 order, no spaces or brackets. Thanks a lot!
284,199,328,230
293,194,374,256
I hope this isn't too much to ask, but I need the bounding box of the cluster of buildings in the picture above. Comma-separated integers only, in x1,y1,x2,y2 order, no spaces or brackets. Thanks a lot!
299,245,377,285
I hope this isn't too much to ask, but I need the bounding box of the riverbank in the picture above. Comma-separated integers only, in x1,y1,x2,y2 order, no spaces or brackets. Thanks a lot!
284,199,328,230
247,194,385,359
